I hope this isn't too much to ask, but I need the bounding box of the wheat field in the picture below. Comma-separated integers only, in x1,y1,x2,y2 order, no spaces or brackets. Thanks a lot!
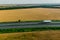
0,8,60,22
0,30,60,40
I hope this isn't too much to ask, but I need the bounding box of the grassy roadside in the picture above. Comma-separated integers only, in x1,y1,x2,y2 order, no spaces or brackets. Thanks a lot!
0,27,60,33
0,20,60,23
52,20,60,22
0,20,42,23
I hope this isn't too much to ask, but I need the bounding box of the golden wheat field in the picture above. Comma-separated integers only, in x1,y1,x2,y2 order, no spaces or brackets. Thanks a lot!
0,8,60,22
0,30,60,40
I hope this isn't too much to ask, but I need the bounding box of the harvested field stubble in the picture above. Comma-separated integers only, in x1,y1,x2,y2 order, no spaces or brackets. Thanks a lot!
0,8,60,22
0,30,60,40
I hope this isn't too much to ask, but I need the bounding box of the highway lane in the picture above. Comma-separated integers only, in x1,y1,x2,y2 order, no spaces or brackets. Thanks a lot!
0,22,60,29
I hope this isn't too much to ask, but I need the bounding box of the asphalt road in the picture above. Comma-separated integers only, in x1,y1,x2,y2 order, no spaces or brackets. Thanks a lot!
0,22,60,29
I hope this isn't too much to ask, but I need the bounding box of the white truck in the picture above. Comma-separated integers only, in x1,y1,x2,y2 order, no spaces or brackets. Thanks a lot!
41,20,52,24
